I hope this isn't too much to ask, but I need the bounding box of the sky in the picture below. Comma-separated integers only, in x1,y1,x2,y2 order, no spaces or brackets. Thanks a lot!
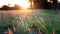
0,0,15,7
0,0,60,8
0,0,30,8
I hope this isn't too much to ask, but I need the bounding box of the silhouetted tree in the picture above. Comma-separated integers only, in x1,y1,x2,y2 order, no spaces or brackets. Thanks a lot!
14,4,21,10
29,0,44,9
52,0,58,4
51,0,58,9
2,5,9,10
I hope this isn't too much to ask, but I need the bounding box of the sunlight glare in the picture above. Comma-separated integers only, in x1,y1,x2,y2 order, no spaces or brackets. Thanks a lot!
16,0,30,9
58,0,60,1
0,0,30,9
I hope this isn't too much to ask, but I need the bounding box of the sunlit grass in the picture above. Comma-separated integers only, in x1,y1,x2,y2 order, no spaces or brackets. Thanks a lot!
0,10,60,34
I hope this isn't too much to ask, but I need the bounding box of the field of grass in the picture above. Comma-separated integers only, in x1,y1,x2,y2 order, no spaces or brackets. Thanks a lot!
0,10,60,34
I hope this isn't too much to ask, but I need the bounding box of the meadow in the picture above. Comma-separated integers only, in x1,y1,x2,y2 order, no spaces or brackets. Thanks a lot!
0,9,60,34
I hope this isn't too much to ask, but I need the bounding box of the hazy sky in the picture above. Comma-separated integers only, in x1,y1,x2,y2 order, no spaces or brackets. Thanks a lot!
0,0,30,8
0,0,16,7
0,0,60,8
0,0,21,5
0,0,60,5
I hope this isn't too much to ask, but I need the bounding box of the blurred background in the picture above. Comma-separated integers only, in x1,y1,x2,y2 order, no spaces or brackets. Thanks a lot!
0,0,60,34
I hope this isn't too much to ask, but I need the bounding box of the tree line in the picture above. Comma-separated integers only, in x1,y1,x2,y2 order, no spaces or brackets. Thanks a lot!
0,0,60,10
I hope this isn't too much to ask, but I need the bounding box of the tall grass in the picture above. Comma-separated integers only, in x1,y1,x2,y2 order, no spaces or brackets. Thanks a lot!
0,10,60,34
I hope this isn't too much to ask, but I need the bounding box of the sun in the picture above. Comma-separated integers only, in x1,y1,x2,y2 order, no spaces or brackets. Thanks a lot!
16,0,30,9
